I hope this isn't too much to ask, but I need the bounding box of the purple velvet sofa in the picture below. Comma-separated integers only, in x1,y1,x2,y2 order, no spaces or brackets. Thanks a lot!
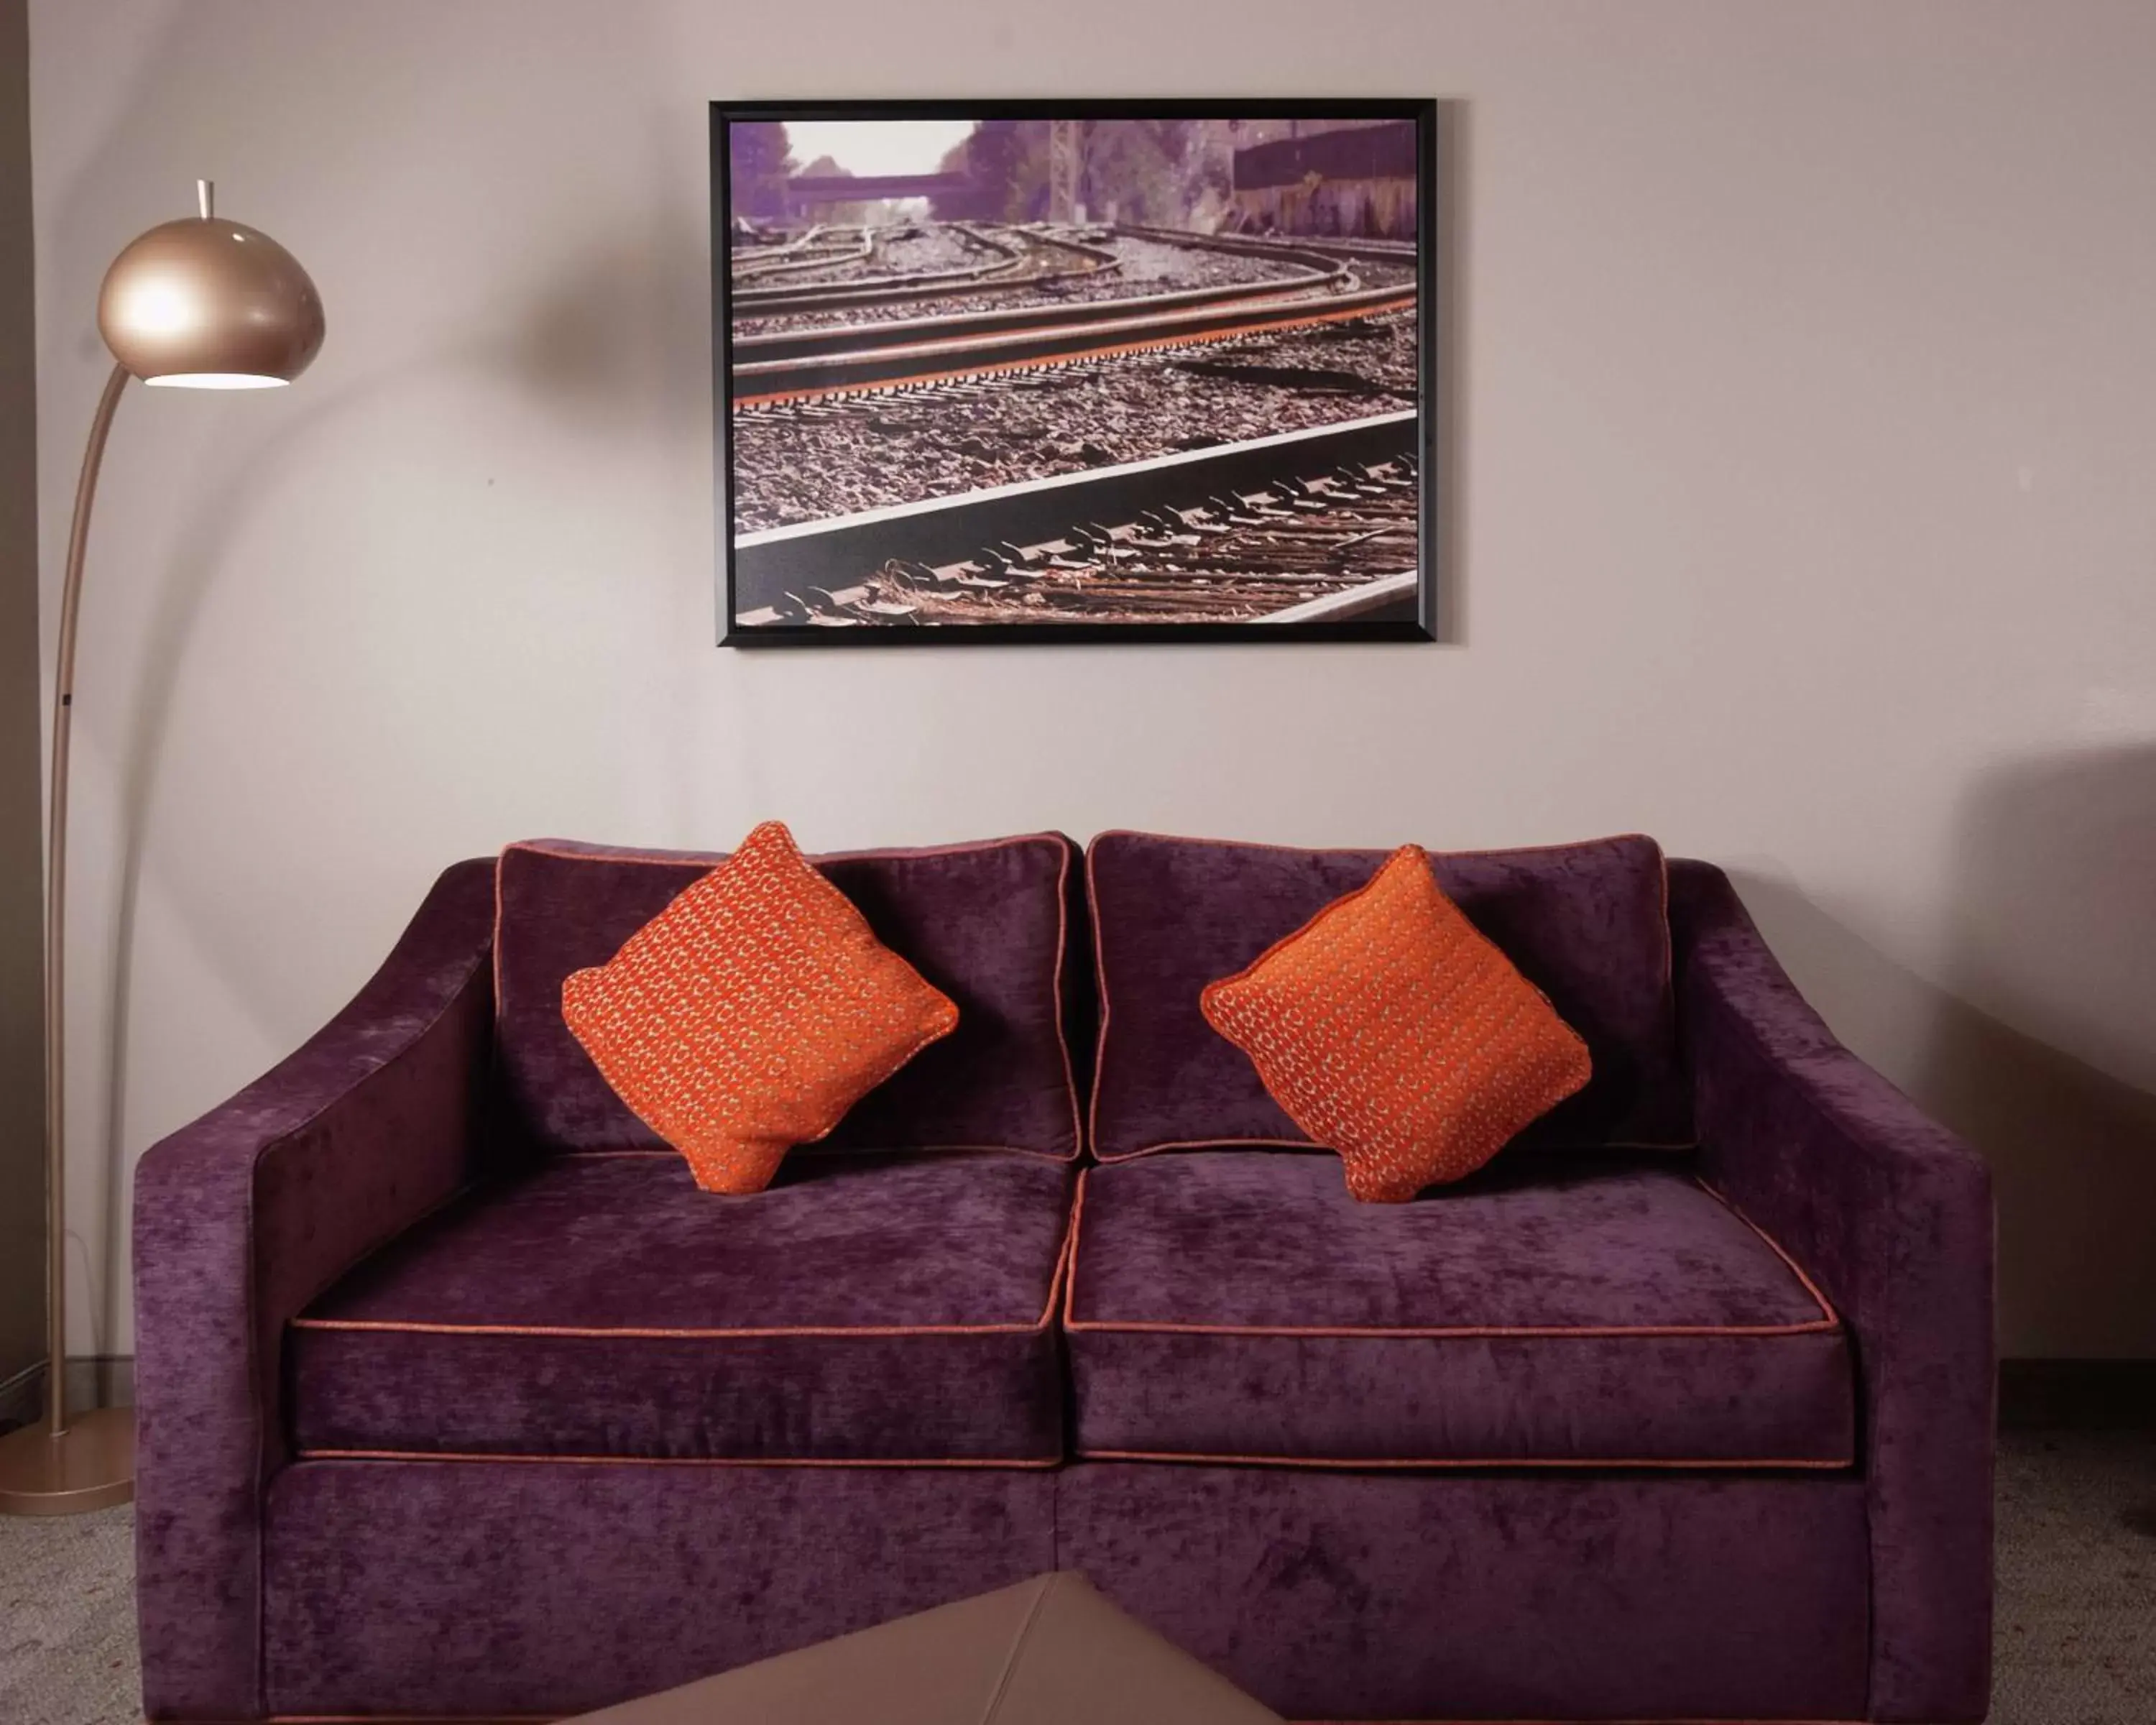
132,830,1994,1723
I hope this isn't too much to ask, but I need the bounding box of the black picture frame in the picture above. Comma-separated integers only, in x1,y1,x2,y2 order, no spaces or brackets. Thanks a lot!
712,98,1444,647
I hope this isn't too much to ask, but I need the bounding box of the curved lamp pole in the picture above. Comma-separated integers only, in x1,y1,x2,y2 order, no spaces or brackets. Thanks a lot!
0,182,323,1514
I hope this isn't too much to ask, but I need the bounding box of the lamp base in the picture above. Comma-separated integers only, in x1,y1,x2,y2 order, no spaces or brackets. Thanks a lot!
0,1405,135,1516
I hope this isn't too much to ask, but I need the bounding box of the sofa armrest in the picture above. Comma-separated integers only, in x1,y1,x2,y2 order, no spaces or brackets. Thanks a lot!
132,859,496,1721
1669,860,1994,1724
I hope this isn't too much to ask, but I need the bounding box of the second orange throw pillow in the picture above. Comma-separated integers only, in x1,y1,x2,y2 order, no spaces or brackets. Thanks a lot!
561,821,959,1195
1201,845,1591,1202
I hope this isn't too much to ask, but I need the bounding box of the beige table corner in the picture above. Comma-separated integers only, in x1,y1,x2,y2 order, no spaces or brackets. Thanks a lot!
570,1571,1281,1725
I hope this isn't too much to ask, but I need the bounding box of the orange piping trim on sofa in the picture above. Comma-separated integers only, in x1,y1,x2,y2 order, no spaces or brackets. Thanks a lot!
505,832,1069,868
494,832,1084,1162
1693,1176,1843,1326
254,1716,1869,1725
554,1143,1069,1160
1082,837,1112,1161
488,851,507,1039
1059,1169,1842,1338
1080,828,1690,1163
252,1716,1867,1725
292,1448,1064,1469
1075,1446,1856,1470
1046,835,1085,1158
1096,1135,1703,1157
291,1316,1051,1339
292,1172,1078,1342
1087,827,1669,863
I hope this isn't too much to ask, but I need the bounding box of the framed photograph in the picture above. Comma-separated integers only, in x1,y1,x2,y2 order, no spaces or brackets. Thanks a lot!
712,99,1441,645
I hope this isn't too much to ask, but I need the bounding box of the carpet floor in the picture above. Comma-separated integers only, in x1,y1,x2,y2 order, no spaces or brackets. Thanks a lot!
1,1431,2150,1723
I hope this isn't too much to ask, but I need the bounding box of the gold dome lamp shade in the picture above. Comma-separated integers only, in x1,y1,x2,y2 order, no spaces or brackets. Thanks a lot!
98,180,324,387
0,182,323,1515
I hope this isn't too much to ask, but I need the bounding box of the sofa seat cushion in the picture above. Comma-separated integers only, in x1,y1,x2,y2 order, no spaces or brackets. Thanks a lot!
290,1151,1074,1464
1064,1151,1853,1467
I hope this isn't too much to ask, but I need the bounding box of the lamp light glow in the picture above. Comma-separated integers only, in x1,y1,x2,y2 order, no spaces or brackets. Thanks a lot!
142,372,292,390
116,280,198,338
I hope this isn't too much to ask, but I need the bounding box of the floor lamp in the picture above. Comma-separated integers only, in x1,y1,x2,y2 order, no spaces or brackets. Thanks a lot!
0,182,323,1515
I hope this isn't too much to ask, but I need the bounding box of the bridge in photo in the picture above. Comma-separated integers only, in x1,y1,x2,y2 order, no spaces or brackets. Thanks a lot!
786,172,972,204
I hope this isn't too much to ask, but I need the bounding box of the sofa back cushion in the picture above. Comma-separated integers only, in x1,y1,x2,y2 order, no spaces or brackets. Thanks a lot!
497,833,1082,1159
1085,830,1687,1161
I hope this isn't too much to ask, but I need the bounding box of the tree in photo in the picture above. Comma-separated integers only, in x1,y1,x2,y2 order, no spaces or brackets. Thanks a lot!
729,121,794,221
931,119,1050,222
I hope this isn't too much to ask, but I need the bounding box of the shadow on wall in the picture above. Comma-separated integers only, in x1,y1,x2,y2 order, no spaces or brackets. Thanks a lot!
1938,746,2156,1356
45,1,705,1356
1734,744,2156,1358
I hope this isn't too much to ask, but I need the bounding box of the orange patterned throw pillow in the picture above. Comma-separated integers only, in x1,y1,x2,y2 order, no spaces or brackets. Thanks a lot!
561,822,959,1195
1200,846,1592,1202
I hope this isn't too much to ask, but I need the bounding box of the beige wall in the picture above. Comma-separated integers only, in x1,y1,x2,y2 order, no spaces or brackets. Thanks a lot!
0,0,44,1393
27,0,2156,1358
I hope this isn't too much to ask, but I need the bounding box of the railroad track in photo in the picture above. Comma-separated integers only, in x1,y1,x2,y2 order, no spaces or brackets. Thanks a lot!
733,413,1420,628
724,221,1424,628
